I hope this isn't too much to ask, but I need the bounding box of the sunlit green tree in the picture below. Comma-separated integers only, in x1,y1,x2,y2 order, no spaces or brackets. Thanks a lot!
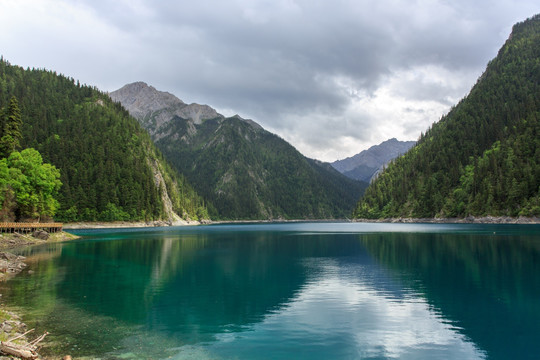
5,148,62,220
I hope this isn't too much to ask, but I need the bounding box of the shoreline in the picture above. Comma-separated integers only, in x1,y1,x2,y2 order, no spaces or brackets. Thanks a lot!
63,219,203,229
0,231,79,359
354,215,540,224
0,231,80,251
63,216,540,229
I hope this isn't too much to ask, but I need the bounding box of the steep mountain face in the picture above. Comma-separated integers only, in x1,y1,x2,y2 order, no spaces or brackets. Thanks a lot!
355,14,540,219
332,138,415,182
0,60,208,222
111,83,366,220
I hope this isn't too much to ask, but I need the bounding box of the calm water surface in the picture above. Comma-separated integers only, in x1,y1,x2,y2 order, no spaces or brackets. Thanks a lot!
2,222,540,359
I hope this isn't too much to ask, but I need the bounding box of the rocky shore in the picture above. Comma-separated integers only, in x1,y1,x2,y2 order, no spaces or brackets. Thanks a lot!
64,217,540,228
63,219,205,229
0,231,79,252
0,248,41,359
354,216,540,224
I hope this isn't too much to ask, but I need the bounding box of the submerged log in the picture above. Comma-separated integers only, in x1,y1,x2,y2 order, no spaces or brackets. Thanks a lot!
0,329,47,359
0,341,38,359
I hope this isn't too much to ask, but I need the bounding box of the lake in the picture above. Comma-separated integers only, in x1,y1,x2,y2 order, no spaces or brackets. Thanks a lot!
2,222,540,359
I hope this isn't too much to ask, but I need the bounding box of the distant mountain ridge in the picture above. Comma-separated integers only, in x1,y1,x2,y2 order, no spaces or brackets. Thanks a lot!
331,138,415,182
111,82,367,220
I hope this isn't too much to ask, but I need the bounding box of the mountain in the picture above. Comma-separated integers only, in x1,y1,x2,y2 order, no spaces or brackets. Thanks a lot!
111,82,367,220
0,59,208,223
331,138,415,182
355,14,540,219
111,81,222,137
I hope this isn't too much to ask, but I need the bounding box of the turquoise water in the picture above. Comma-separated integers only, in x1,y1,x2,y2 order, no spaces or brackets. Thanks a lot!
2,222,540,359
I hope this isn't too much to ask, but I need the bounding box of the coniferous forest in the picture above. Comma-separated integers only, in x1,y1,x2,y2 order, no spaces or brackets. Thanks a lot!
157,116,366,220
355,15,540,219
0,58,208,222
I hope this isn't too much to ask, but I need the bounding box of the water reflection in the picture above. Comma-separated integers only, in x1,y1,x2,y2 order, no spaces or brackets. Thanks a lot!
361,231,540,360
200,259,484,360
1,224,538,359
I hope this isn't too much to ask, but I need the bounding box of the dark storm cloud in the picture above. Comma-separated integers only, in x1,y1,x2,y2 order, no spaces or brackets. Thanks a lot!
92,0,533,115
1,0,539,160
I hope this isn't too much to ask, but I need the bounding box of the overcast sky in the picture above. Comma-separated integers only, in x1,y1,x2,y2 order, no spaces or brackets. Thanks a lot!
1,0,538,161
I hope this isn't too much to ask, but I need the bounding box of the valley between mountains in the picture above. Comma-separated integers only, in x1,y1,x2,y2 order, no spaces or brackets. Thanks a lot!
111,82,367,220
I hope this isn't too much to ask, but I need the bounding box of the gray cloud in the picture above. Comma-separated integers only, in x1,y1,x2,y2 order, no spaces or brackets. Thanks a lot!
1,0,539,160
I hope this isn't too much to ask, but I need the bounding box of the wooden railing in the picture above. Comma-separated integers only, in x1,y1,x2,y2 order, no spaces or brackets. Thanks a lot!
0,222,63,234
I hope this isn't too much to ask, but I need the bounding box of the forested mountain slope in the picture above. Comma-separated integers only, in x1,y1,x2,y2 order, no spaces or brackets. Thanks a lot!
355,14,540,219
0,59,208,222
112,83,366,220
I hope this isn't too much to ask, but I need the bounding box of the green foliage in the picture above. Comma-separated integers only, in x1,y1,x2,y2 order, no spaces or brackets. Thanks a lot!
0,148,61,220
157,116,367,220
0,159,16,221
0,59,208,222
355,14,540,219
0,96,23,157
99,202,131,222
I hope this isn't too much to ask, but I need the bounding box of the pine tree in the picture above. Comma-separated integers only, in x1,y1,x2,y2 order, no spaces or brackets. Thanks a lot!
0,96,23,157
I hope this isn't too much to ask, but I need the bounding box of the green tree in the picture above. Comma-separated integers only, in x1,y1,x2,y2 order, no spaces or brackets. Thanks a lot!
0,158,16,221
0,96,23,158
6,148,62,220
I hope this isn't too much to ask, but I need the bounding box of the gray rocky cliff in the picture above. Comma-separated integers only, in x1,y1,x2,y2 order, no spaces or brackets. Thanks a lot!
110,82,223,136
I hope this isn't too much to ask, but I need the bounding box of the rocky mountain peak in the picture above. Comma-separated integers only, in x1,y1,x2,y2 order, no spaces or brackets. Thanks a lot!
111,83,267,138
110,82,224,137
111,82,185,118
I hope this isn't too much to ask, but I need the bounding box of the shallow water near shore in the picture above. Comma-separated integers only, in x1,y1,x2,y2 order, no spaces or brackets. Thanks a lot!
1,222,540,359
